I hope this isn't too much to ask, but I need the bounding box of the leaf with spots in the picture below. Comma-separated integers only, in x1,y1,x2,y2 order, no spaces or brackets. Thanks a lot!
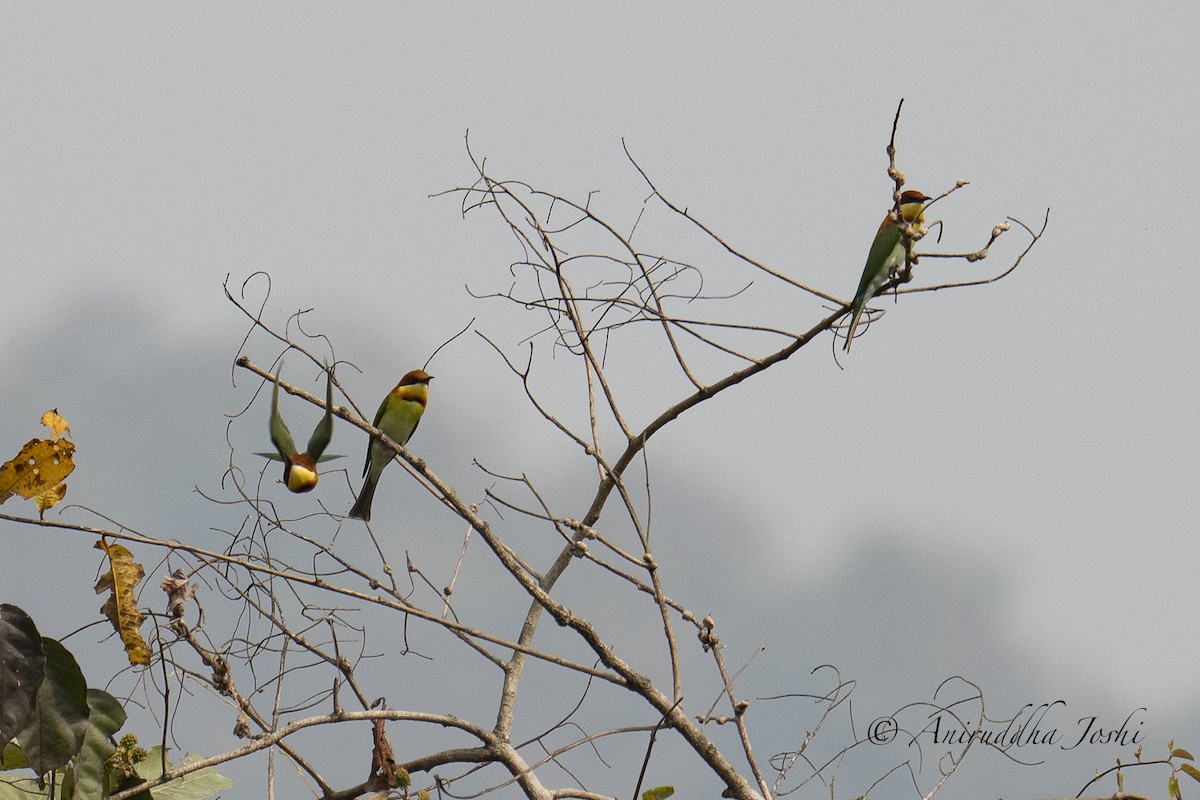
0,437,76,505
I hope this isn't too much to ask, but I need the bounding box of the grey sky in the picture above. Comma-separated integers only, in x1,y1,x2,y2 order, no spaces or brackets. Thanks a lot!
2,4,1196,798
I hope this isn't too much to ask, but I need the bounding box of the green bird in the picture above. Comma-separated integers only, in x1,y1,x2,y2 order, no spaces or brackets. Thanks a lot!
843,189,932,351
258,366,340,493
348,369,433,521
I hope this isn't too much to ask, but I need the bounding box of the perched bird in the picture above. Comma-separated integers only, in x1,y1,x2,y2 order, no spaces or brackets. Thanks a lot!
843,189,932,351
258,367,340,493
348,370,433,521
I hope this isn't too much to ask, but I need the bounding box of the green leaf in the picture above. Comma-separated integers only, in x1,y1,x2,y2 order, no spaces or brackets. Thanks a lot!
0,774,51,800
135,748,232,800
642,787,675,800
14,638,90,775
61,763,76,799
133,744,172,781
0,604,45,743
1169,773,1181,800
1182,762,1200,783
63,689,127,800
0,743,27,771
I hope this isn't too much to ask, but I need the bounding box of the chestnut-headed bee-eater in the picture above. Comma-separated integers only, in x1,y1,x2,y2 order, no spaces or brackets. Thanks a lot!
348,369,433,522
258,367,340,493
843,189,932,351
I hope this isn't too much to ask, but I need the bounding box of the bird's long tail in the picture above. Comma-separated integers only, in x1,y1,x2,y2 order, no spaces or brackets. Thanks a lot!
348,476,377,521
843,303,866,352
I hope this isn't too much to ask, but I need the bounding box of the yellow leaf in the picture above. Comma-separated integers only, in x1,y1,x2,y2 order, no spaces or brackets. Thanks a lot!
34,483,67,519
95,539,151,666
41,409,71,439
1182,762,1200,783
0,438,76,504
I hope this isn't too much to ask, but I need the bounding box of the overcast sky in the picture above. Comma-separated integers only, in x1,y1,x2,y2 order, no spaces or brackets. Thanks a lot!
2,4,1197,799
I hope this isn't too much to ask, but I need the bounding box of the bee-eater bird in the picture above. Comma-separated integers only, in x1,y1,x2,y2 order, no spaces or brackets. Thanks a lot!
348,369,433,522
843,189,932,352
258,367,339,493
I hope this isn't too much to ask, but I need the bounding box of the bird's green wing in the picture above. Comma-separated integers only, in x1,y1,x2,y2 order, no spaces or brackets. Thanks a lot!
269,370,298,460
371,394,389,428
856,222,903,302
255,451,339,463
362,394,390,477
305,368,335,461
